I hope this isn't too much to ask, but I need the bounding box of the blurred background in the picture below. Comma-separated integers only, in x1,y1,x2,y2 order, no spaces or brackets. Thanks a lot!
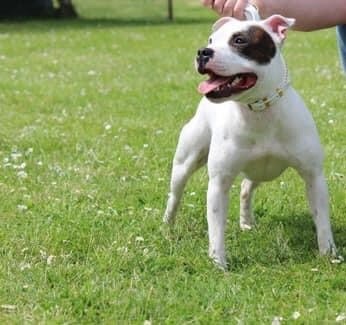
0,0,215,21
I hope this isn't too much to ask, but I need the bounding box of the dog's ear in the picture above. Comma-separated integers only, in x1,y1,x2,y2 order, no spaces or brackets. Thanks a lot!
212,17,236,32
263,15,295,43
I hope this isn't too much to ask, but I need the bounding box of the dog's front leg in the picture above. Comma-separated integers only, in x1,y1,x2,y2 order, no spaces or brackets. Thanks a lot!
163,115,210,225
207,172,235,270
207,140,241,270
207,174,234,269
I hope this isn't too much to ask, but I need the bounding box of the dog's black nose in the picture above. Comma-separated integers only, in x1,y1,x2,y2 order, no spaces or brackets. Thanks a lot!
197,47,214,60
197,47,214,74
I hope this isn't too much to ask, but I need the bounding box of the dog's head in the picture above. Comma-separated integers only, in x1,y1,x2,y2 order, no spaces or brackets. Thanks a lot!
196,15,295,102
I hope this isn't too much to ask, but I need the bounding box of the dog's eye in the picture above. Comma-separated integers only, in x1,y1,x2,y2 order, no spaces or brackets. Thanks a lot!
233,35,247,45
208,38,212,44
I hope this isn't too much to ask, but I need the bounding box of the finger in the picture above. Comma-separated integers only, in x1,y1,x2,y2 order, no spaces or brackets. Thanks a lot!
212,0,227,15
201,0,213,7
221,0,237,17
233,0,249,19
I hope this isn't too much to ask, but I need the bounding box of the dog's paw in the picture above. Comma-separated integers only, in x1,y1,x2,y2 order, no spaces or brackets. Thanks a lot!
331,255,344,264
209,250,228,271
240,221,253,231
162,211,175,225
318,241,338,257
239,213,255,231
211,257,229,271
160,222,175,240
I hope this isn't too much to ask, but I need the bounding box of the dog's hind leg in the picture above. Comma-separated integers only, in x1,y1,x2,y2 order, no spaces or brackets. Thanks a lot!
239,178,258,230
163,116,210,225
300,170,337,255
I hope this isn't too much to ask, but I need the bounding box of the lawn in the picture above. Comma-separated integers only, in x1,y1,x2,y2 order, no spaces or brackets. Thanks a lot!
0,0,345,323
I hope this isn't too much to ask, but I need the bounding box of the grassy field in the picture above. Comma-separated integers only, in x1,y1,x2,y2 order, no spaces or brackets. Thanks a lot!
0,0,345,323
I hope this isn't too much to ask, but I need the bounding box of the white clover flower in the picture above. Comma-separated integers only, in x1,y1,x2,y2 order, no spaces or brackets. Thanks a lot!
280,181,286,189
336,314,346,322
19,262,31,271
18,162,26,170
17,171,28,179
17,205,28,212
271,316,283,325
11,152,22,161
1,304,16,311
25,148,33,156
292,311,301,320
46,255,55,265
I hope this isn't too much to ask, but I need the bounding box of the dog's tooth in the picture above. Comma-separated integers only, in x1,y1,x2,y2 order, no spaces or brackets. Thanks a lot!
231,76,241,86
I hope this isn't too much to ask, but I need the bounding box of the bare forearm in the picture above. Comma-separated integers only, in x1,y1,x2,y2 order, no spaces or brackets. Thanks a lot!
254,0,346,31
202,0,346,31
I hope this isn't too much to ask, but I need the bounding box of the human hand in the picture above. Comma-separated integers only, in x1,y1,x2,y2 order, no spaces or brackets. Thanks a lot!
201,0,249,18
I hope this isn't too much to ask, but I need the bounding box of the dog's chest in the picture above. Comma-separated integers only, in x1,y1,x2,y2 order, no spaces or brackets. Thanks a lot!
210,103,291,181
211,102,285,146
211,129,289,182
237,132,289,181
242,151,288,181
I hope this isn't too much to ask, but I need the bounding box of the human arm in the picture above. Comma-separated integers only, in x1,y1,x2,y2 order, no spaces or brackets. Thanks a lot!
201,0,346,31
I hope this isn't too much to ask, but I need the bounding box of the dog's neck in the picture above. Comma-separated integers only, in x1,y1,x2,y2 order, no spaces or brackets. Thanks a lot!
241,54,290,112
248,56,290,111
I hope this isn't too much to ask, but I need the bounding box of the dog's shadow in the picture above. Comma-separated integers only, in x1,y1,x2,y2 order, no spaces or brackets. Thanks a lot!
227,210,346,272
161,201,345,272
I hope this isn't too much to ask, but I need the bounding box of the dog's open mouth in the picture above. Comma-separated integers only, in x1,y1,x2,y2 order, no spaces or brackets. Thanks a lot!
198,72,257,99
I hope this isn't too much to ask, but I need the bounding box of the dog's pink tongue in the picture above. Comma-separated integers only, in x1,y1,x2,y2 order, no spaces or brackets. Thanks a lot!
198,77,229,95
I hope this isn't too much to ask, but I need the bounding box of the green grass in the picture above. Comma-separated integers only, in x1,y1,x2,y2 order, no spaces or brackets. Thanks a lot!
0,0,345,323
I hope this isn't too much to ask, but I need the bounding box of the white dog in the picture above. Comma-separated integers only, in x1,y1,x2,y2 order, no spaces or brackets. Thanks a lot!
163,15,337,269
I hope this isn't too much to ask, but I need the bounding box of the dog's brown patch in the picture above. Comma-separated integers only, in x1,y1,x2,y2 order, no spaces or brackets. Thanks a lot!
229,26,276,65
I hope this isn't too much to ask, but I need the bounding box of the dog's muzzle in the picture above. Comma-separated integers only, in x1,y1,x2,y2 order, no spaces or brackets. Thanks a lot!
196,47,214,74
